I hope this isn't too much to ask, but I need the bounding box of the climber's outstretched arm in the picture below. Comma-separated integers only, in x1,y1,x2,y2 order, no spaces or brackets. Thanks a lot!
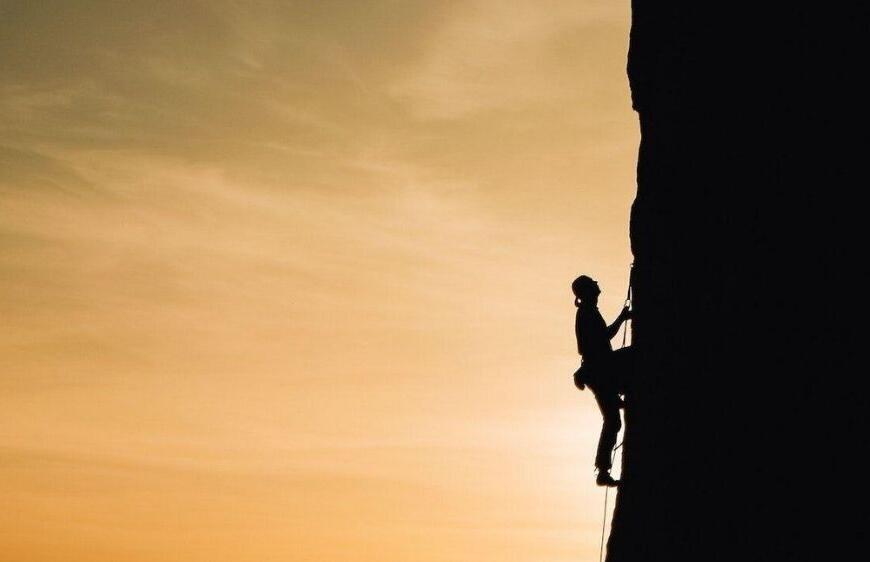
607,307,631,340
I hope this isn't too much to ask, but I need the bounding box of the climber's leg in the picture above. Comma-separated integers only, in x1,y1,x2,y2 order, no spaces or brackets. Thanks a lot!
594,396,622,473
595,401,622,487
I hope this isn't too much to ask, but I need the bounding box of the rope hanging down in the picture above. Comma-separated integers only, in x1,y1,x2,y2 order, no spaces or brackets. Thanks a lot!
599,265,633,562
621,272,633,349
599,442,623,562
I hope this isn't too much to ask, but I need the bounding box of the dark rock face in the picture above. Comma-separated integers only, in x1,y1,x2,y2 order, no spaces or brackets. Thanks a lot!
607,4,861,561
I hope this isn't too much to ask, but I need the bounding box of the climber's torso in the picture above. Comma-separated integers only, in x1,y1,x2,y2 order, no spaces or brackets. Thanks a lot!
576,304,613,365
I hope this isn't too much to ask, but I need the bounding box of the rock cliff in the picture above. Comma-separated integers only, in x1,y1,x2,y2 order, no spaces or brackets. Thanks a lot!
606,4,861,561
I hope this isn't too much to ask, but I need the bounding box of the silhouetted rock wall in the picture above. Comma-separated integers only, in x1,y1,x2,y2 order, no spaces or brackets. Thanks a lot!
606,4,861,561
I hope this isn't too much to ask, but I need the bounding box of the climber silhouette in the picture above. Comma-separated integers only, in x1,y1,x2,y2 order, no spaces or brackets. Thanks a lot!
572,275,634,487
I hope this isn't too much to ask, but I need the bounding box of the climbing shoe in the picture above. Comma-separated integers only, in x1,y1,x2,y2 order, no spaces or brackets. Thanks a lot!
596,471,620,487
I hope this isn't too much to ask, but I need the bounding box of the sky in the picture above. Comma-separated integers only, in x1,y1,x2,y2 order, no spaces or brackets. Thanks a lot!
0,2,637,561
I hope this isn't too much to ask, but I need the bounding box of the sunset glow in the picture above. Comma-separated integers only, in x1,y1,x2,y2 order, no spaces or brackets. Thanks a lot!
1,2,636,560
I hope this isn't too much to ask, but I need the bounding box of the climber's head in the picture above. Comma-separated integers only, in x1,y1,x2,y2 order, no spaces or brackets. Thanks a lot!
572,275,600,306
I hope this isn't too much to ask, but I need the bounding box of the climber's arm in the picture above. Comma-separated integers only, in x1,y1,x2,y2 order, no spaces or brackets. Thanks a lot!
606,307,631,340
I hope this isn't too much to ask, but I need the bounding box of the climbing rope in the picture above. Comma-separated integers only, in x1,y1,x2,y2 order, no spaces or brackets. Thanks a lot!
598,441,623,562
621,264,633,349
599,266,633,562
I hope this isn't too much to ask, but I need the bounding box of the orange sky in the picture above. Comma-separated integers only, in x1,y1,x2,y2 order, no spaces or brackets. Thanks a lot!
0,2,637,561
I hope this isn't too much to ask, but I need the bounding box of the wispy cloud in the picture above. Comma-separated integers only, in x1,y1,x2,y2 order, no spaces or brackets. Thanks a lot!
389,0,626,119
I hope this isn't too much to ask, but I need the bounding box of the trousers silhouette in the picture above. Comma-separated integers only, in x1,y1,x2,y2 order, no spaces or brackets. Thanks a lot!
579,347,635,471
594,390,623,470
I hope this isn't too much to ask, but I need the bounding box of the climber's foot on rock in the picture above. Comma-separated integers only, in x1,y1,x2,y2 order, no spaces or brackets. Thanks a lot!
596,471,619,487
